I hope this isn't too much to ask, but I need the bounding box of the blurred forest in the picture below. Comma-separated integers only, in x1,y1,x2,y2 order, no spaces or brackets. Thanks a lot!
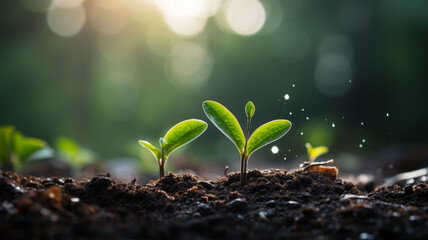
1,0,427,175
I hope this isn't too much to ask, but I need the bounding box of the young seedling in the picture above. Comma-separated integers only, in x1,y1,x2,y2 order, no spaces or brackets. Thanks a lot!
202,100,291,187
301,143,333,170
138,119,208,178
0,126,46,170
305,143,328,163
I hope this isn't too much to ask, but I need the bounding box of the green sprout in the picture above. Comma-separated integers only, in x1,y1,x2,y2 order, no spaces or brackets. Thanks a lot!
56,137,97,171
0,126,46,170
138,119,208,178
305,143,329,162
202,100,291,187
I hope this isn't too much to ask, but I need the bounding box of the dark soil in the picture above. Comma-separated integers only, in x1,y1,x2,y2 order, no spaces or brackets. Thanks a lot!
0,169,427,240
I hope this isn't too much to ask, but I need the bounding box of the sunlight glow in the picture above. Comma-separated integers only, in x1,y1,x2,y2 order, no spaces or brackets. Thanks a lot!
47,4,86,37
155,0,221,36
226,0,266,36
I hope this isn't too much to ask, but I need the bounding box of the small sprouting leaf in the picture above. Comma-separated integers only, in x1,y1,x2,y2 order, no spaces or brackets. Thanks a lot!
139,140,162,161
202,101,245,154
245,101,255,119
13,132,45,161
305,143,328,162
246,120,292,157
163,119,208,157
0,126,14,161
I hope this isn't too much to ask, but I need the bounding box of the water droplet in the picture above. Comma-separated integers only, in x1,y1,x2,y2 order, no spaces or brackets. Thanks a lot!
283,157,287,160
271,146,279,154
406,178,415,184
361,122,364,126
288,149,291,152
420,176,426,182
300,132,304,135
324,118,328,121
284,94,290,100
332,122,335,128
289,112,292,115
306,117,309,120
362,139,366,143
359,232,374,240
349,80,352,83
301,108,304,111
359,144,363,148
386,113,389,117
295,155,298,157
341,116,345,119
388,164,393,169
292,84,295,87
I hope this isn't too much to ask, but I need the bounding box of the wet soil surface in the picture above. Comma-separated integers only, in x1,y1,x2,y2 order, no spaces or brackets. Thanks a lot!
0,169,427,240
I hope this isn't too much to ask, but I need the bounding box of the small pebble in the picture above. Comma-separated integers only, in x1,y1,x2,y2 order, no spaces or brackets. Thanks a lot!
227,198,247,212
198,181,213,190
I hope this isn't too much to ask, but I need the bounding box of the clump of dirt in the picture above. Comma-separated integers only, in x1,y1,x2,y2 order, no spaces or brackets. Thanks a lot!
0,169,427,239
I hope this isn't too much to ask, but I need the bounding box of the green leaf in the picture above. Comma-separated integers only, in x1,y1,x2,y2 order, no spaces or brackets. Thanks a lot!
139,140,162,162
56,137,96,169
246,120,292,157
163,119,208,157
245,101,255,119
0,126,14,161
202,101,246,154
159,137,168,149
305,143,328,162
13,132,45,161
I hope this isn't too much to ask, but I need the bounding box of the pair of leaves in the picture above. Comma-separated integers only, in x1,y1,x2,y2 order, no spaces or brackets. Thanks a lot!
202,101,291,158
139,119,208,163
305,143,329,162
0,126,46,162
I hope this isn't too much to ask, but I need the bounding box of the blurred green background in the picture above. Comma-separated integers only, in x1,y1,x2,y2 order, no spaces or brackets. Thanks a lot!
1,0,427,175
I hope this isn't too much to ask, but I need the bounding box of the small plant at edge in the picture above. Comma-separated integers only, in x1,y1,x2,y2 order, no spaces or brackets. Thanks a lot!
138,119,207,178
202,100,292,187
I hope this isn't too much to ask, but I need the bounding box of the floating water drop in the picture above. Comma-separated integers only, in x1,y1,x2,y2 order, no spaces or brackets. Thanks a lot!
288,149,291,152
300,132,304,135
284,94,290,100
301,108,304,111
386,113,389,117
362,139,366,143
283,157,287,160
295,155,298,157
289,112,292,115
361,122,364,126
388,164,393,169
271,146,279,154
341,116,345,119
324,118,328,121
359,144,363,148
306,117,309,120
332,122,335,128
349,80,352,83
292,84,295,87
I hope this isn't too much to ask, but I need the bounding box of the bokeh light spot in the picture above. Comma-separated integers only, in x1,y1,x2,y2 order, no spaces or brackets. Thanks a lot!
226,0,266,36
47,4,86,37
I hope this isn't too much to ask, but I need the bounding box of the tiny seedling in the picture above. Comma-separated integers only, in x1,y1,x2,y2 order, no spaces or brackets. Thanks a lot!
305,143,328,163
0,126,46,170
138,119,208,178
202,100,291,187
301,143,333,170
